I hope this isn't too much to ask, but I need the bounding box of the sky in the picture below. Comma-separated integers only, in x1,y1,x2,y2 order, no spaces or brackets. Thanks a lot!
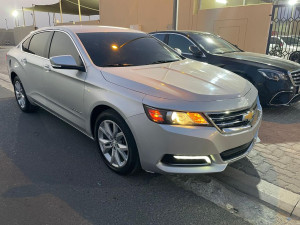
0,0,99,29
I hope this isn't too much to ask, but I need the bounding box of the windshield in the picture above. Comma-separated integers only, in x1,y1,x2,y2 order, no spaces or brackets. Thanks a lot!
189,33,241,54
77,32,182,67
280,36,300,46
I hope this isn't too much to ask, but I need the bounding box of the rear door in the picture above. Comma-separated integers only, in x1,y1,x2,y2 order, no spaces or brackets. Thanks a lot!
44,31,87,128
22,31,54,103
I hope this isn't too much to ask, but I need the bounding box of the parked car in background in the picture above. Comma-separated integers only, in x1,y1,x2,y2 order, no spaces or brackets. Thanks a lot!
150,31,300,106
7,26,261,175
269,36,300,59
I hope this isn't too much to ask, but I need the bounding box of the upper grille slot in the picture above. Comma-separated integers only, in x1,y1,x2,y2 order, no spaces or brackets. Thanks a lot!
206,103,258,133
291,71,300,86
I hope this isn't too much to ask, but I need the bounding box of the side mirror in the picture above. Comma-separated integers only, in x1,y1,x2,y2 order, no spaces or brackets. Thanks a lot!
174,48,182,55
189,45,203,57
50,55,85,72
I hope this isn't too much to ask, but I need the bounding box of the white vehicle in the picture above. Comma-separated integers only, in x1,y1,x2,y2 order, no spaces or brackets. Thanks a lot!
269,36,300,59
6,26,262,175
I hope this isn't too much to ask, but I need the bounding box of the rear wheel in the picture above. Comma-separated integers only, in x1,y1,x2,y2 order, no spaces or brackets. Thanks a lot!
13,76,37,113
94,109,140,175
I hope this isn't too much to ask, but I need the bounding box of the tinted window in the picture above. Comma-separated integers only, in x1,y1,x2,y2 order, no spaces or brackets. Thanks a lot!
189,33,241,54
49,31,83,66
77,32,182,67
152,33,166,42
28,32,53,57
22,36,32,53
270,37,282,45
168,34,194,53
280,37,299,46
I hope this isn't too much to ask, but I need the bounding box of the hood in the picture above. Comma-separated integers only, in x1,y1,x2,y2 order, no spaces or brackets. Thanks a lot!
100,59,252,102
223,52,300,71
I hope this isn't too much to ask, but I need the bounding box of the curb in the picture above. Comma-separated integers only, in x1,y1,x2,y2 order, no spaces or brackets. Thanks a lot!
212,166,300,218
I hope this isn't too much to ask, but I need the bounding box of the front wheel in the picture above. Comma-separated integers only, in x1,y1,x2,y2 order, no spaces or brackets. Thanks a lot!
13,76,37,113
94,109,140,175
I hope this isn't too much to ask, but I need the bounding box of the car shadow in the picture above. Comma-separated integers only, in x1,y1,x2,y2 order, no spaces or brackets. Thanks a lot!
230,157,260,179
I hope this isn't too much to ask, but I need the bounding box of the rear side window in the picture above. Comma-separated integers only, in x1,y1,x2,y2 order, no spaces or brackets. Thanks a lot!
168,34,194,53
49,31,83,66
22,36,32,53
29,32,53,58
152,33,166,42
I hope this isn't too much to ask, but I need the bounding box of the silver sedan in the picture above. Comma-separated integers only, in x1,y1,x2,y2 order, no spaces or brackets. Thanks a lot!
6,26,262,175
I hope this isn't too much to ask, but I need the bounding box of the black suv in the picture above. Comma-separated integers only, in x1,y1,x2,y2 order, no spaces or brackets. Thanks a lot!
150,31,300,106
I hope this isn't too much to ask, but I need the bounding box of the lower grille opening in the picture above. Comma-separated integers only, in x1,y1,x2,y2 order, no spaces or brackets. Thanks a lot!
291,94,300,104
161,154,211,166
220,140,253,161
270,92,293,105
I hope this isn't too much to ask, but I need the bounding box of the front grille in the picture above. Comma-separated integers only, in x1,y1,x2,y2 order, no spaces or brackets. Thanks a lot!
220,140,253,161
290,71,300,86
206,102,258,133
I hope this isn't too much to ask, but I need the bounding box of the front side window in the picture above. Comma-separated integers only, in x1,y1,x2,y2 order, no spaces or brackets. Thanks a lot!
49,31,83,66
270,37,282,45
77,32,182,67
190,33,241,54
28,32,53,58
168,34,195,53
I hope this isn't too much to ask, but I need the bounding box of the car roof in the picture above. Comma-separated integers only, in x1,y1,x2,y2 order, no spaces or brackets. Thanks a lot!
35,25,144,34
150,30,212,36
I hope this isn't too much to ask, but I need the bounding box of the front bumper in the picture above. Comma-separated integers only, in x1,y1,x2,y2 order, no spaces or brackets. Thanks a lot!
127,106,262,174
255,72,299,106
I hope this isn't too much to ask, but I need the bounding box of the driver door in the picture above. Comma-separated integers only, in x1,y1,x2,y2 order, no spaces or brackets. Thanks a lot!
43,31,87,129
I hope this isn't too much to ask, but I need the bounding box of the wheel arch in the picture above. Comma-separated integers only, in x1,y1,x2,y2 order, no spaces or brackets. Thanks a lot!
10,71,18,83
90,104,130,138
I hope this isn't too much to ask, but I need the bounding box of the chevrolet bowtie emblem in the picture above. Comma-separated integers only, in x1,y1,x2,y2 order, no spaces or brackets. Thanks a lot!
243,111,254,121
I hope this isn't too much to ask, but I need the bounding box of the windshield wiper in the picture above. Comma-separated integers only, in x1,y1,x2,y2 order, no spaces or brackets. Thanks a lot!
223,50,241,53
214,51,225,54
102,63,135,67
149,59,180,65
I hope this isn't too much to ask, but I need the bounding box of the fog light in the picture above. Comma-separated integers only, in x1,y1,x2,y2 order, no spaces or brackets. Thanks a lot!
173,155,212,164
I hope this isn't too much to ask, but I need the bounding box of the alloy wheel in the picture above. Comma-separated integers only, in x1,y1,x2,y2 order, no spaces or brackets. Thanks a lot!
14,81,26,109
98,120,129,168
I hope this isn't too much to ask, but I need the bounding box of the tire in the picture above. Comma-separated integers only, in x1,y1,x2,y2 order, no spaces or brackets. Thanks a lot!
94,109,140,175
289,51,300,64
13,76,38,113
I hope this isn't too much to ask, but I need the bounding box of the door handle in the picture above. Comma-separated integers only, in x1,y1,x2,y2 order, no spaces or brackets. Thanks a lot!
43,65,51,71
20,58,27,64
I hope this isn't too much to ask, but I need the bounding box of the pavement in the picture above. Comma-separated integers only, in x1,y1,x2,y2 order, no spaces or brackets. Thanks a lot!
0,46,300,224
231,106,300,195
0,47,9,75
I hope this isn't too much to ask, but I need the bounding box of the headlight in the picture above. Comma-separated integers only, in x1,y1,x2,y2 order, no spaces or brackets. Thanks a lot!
258,69,287,81
144,105,210,126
